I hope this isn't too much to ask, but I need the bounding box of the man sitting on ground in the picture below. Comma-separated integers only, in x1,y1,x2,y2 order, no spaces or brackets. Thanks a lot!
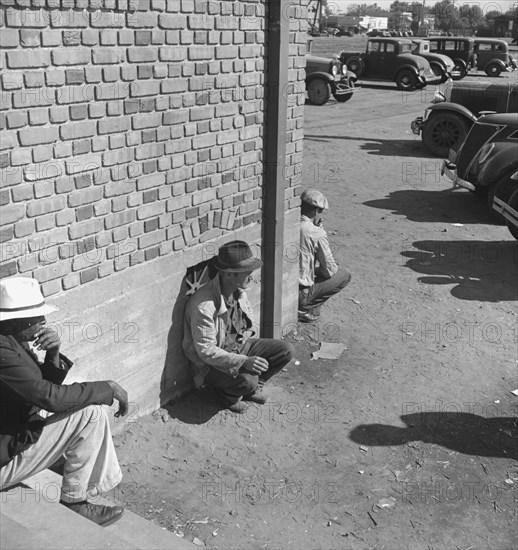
0,277,128,527
183,240,295,414
299,188,351,323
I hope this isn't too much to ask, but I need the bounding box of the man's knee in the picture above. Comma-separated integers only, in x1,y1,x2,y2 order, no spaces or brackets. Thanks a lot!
337,268,351,289
281,341,295,363
77,405,108,428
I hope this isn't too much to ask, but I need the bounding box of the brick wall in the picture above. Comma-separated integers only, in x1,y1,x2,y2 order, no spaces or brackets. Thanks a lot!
0,0,307,417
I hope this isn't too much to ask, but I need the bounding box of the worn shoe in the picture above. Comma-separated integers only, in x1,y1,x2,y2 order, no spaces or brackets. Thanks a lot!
227,401,248,414
61,500,125,527
298,310,319,323
243,390,268,405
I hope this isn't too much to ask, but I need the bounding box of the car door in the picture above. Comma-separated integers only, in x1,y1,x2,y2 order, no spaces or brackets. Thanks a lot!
365,41,392,78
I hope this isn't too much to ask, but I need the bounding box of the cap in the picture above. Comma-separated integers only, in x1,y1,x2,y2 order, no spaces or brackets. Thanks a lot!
300,188,329,210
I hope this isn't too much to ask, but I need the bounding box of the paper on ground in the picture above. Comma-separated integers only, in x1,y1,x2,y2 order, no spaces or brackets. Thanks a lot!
311,342,347,360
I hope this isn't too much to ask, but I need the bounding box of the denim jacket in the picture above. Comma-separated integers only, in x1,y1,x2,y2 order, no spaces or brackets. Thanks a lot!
182,275,256,389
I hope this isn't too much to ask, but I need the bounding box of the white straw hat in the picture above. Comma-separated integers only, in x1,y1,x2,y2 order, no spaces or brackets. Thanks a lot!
0,277,58,321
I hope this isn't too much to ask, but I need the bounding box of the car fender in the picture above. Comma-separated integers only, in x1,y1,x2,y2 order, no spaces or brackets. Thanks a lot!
305,72,336,86
482,58,507,71
339,51,363,64
392,63,419,80
475,144,518,187
346,70,358,82
426,102,478,124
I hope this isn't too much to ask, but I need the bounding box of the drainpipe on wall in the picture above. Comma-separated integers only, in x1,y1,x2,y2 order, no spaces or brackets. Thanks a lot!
261,0,290,339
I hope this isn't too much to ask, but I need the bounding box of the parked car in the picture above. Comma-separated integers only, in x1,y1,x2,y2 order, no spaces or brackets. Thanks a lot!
305,50,357,105
442,113,518,239
340,38,441,91
411,39,454,81
427,37,475,79
473,38,517,77
411,79,518,157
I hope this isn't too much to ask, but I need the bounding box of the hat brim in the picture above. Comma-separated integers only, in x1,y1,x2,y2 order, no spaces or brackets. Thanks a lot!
0,303,58,322
211,256,263,273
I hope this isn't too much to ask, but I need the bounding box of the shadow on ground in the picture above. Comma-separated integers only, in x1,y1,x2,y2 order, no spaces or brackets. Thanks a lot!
402,239,518,301
349,412,518,460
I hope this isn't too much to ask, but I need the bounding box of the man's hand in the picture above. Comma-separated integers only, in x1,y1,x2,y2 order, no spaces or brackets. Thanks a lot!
242,356,269,375
34,325,61,354
107,381,129,418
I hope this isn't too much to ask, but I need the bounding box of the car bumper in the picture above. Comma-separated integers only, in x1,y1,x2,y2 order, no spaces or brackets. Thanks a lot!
333,78,356,95
493,196,518,228
441,159,476,191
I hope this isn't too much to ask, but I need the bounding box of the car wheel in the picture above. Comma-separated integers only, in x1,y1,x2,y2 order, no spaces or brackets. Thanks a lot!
307,78,331,106
487,175,517,221
422,113,469,157
506,189,518,240
347,57,364,77
395,70,417,91
451,59,467,80
485,62,502,77
333,81,355,103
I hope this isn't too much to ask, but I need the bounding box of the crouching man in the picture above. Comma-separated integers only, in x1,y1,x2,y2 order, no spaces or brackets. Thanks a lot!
0,277,129,527
183,240,295,414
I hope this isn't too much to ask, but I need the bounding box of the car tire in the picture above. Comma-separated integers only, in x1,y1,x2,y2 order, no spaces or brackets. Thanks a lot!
395,70,417,91
485,62,502,77
347,57,364,77
487,175,517,221
422,113,469,157
506,189,518,240
451,59,467,80
307,78,331,106
333,80,355,102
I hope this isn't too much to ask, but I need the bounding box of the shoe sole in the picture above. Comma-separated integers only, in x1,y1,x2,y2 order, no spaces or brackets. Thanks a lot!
100,508,125,528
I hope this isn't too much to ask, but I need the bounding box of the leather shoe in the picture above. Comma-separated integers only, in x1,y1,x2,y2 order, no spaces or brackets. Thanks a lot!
298,310,319,323
227,401,247,414
243,390,268,404
61,500,125,527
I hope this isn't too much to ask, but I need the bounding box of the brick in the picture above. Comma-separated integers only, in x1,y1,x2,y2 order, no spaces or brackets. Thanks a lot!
132,112,161,129
137,202,165,219
56,209,75,226
135,31,152,45
159,14,187,29
95,82,130,100
0,260,17,278
60,121,96,140
73,140,91,155
6,9,48,28
7,50,50,69
27,196,66,217
127,47,158,63
68,218,103,239
69,104,89,120
127,12,158,28
25,162,62,182
63,272,80,289
34,261,71,284
91,11,126,28
28,109,49,126
50,10,89,28
20,30,40,47
6,111,27,129
14,219,35,238
98,117,130,135
42,30,62,47
0,204,25,226
52,49,91,66
159,46,186,61
0,29,19,48
137,172,165,190
13,88,54,108
24,72,45,88
188,45,213,60
46,70,66,87
104,179,135,197
80,267,98,284
135,143,164,160
19,126,59,147
68,187,103,207
82,29,99,46
118,29,133,45
102,147,133,166
139,229,165,249
100,29,118,45
92,48,125,64
104,210,135,229
65,70,85,85
74,173,93,189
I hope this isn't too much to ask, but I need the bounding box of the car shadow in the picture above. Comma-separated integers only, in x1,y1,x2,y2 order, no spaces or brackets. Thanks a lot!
304,134,432,157
349,412,518,460
401,239,518,302
363,188,504,224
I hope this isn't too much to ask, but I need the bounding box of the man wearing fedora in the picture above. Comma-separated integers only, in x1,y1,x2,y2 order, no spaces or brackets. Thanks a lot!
299,188,351,323
0,276,129,527
183,240,295,414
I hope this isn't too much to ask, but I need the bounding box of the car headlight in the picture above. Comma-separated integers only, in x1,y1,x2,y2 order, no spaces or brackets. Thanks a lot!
341,64,347,76
432,91,446,104
331,63,339,77
478,143,494,164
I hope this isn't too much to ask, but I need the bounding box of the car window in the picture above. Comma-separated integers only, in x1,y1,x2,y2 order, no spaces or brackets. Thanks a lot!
368,42,381,53
444,41,455,50
477,43,492,51
385,43,395,53
429,40,438,49
422,43,429,52
400,43,411,53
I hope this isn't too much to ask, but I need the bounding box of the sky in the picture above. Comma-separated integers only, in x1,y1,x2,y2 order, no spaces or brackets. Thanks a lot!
326,0,518,15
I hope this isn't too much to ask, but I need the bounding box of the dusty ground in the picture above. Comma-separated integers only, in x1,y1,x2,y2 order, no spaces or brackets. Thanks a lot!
111,40,518,549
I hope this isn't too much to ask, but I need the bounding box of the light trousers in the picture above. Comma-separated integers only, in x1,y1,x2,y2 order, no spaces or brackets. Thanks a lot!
0,405,122,503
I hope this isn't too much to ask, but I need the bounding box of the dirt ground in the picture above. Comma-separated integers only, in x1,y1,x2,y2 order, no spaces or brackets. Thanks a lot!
111,43,518,549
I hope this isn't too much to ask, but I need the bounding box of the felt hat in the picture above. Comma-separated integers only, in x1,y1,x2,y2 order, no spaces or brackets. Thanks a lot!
212,241,263,273
0,277,58,321
300,188,329,210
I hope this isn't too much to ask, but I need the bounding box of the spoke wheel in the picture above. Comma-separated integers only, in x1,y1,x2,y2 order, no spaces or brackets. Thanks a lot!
396,70,417,91
422,113,469,157
307,78,331,106
485,63,502,77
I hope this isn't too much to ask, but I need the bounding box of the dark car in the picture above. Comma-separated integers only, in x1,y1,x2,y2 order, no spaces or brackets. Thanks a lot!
442,113,518,239
473,38,517,77
411,79,518,157
305,53,357,105
340,37,441,91
411,39,455,81
428,37,475,79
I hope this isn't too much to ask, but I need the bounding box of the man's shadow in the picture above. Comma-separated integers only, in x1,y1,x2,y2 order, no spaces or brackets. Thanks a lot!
159,260,226,425
349,412,518,460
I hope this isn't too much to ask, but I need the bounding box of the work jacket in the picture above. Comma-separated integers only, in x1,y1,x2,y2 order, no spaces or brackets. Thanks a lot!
0,334,114,468
182,275,256,389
